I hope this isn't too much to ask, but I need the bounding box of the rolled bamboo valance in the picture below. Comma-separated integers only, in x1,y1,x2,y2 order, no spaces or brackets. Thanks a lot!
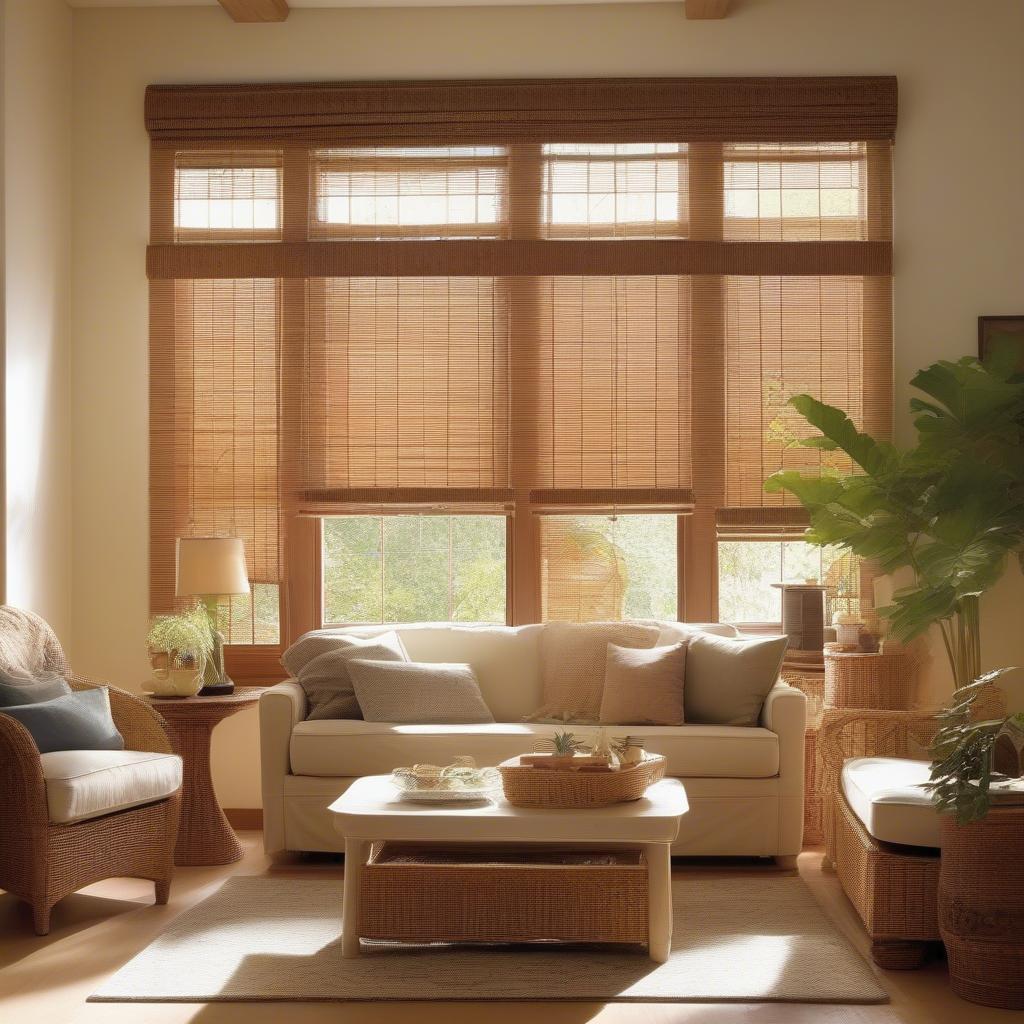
147,239,892,281
715,506,811,539
145,77,898,145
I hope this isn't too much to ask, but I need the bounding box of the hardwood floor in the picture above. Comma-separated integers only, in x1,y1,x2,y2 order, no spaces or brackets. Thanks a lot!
0,834,1004,1024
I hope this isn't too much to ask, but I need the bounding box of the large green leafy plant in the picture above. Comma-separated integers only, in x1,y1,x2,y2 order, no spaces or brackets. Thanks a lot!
765,342,1024,690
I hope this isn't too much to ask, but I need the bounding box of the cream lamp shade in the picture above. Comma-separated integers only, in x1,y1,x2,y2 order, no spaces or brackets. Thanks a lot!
175,537,250,598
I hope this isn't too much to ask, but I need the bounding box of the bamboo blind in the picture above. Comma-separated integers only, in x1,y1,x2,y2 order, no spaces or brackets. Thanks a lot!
147,77,895,630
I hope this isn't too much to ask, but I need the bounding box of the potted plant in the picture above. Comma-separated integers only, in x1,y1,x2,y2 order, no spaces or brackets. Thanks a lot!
767,341,1024,1006
146,604,215,697
927,672,1024,1008
765,345,1024,690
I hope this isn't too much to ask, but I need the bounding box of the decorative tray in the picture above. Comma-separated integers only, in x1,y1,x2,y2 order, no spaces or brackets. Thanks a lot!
391,757,501,803
497,753,666,809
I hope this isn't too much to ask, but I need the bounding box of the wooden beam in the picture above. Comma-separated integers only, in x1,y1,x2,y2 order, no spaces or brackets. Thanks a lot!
218,0,290,22
685,0,730,19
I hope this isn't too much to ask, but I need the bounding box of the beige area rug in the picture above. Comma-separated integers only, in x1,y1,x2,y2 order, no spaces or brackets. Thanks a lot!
91,876,886,1004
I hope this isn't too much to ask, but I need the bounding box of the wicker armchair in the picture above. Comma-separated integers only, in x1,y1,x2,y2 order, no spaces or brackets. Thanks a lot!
0,607,181,934
818,707,941,968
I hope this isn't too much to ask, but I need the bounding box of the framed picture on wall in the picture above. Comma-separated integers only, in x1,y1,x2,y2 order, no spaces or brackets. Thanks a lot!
979,316,1024,368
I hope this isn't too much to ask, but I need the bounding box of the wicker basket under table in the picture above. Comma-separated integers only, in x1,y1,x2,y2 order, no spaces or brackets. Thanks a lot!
361,843,649,945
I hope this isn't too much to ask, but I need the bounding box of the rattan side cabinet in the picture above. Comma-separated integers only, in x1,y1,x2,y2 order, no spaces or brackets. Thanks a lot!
146,688,261,866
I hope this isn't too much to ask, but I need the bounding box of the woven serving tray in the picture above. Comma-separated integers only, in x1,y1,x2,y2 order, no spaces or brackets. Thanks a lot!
498,754,666,808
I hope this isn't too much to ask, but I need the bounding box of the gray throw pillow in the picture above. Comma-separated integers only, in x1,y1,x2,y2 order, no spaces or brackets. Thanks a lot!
347,660,495,724
297,632,409,720
0,669,71,708
281,628,409,677
683,633,788,727
0,687,124,753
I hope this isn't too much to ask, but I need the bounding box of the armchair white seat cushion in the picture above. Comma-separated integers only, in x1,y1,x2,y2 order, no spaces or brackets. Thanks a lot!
288,720,780,779
841,756,939,848
40,749,183,825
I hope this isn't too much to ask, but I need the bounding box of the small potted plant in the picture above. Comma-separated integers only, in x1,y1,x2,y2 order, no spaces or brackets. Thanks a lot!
927,670,1024,1008
146,605,214,698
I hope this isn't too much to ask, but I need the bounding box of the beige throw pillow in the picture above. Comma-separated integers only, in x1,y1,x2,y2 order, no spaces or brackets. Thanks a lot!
296,632,409,721
684,633,788,727
532,621,661,722
347,660,495,724
599,641,687,725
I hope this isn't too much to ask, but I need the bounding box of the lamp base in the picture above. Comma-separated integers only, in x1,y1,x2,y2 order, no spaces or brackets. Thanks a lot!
199,680,236,696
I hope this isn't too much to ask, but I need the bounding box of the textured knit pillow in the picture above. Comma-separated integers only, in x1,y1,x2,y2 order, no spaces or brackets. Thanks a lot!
0,687,124,753
297,632,409,721
532,621,661,722
0,669,71,708
684,633,788,727
282,628,409,678
347,660,495,724
599,641,687,725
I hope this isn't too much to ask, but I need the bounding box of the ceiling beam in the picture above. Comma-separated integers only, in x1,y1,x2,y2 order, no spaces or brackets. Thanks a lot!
218,0,290,22
685,0,731,19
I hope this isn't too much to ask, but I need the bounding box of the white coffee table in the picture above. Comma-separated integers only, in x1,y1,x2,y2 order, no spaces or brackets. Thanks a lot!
329,775,688,962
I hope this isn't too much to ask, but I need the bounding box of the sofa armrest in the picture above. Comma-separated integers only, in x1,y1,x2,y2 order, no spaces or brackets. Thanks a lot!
762,680,806,793
260,680,306,858
760,681,806,737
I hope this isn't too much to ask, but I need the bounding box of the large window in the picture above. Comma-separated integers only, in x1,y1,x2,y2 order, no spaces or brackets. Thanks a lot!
718,540,858,627
147,78,894,673
540,515,677,622
322,515,507,625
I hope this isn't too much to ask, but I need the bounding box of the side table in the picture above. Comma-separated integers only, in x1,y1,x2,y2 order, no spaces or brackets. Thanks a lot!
145,687,262,866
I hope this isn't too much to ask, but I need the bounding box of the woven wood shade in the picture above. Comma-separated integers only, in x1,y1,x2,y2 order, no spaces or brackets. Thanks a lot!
148,77,895,629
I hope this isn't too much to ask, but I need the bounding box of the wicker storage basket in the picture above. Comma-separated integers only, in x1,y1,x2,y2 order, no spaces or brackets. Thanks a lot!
498,754,666,809
360,843,649,944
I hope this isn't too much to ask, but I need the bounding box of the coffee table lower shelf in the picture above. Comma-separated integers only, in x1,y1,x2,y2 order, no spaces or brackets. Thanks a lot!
359,843,650,948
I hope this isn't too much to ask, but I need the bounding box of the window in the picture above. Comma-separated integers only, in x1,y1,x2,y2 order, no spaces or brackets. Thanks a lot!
724,143,866,241
221,584,282,645
148,78,894,672
543,144,684,238
540,515,677,622
174,153,281,239
717,540,858,626
311,146,506,239
322,515,507,624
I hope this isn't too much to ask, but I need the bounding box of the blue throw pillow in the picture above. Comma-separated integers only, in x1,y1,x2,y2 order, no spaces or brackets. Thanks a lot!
0,669,72,708
0,687,124,753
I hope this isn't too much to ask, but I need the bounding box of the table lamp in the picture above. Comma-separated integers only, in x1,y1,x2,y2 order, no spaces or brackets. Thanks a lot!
176,536,250,695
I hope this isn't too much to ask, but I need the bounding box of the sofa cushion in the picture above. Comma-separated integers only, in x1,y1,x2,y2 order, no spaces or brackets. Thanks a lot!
289,720,779,779
533,621,661,722
39,748,183,824
1,687,124,753
600,642,687,725
841,756,940,848
297,632,408,721
305,624,544,722
684,633,788,727
348,660,495,724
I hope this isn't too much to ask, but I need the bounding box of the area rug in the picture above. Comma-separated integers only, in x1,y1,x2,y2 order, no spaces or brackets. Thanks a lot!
90,875,886,1003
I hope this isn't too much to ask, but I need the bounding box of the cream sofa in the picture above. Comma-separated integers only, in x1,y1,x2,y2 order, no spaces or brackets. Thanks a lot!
260,621,806,861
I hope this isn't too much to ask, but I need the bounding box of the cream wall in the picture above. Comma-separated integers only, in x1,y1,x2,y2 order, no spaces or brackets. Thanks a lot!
4,0,73,638
70,0,1024,808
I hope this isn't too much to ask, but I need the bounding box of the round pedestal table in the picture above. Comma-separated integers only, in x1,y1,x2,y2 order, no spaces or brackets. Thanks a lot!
146,687,262,866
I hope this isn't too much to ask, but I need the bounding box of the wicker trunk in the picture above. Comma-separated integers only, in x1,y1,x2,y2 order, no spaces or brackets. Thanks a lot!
360,843,649,945
939,809,1024,1009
